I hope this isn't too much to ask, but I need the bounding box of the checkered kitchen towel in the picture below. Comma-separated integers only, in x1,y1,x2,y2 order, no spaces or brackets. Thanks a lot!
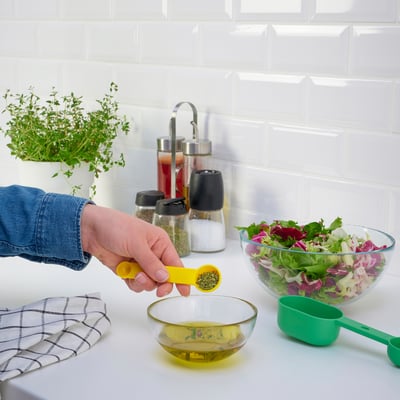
0,293,110,382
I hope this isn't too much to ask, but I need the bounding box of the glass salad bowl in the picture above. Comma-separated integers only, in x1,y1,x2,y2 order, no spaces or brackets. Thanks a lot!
239,220,395,305
147,295,257,363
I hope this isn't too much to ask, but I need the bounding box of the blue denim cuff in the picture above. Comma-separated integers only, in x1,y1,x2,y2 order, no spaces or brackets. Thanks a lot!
33,192,93,270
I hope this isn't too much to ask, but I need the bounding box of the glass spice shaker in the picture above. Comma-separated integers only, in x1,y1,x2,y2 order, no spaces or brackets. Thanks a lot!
157,136,185,199
183,136,212,209
153,197,191,257
134,190,165,224
189,169,225,253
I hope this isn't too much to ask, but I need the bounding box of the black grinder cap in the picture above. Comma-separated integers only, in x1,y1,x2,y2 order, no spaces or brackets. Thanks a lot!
189,169,223,211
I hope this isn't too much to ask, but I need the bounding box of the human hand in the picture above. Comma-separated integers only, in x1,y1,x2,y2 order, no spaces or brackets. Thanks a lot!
80,204,190,297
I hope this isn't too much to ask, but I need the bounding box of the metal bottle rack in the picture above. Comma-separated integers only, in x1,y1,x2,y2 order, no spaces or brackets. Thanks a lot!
168,101,198,198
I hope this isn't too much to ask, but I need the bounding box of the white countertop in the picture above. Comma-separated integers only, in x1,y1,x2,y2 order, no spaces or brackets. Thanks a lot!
1,239,400,400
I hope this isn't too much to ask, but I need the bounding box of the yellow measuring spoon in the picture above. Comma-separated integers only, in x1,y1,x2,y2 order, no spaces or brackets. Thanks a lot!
116,261,221,292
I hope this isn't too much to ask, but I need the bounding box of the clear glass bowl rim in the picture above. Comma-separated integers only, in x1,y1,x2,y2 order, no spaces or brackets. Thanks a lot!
147,294,258,328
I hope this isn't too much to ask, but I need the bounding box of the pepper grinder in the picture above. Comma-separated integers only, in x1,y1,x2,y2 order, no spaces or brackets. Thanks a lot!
189,169,225,253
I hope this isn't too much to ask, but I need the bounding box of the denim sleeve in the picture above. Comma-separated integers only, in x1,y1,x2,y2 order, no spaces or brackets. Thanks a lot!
0,185,92,270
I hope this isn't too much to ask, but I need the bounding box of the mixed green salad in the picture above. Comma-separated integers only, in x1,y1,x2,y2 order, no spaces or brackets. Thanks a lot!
238,217,389,304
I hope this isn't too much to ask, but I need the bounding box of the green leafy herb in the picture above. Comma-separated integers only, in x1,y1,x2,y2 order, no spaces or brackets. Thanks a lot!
1,82,130,197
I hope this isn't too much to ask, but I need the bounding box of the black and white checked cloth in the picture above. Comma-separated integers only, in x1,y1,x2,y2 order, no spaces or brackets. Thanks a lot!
0,293,110,382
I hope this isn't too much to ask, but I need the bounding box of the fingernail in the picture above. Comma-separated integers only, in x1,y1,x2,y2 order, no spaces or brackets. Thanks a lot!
155,269,169,282
135,272,147,285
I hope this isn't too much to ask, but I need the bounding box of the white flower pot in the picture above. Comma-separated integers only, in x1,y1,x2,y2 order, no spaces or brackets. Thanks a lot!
17,160,94,198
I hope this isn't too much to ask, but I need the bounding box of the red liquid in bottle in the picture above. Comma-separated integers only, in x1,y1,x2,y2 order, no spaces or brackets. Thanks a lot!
157,153,184,198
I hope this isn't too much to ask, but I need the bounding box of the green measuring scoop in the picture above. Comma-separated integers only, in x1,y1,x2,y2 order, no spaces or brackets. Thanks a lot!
277,295,400,367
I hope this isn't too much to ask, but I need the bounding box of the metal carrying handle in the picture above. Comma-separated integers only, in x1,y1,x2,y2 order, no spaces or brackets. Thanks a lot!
168,101,198,198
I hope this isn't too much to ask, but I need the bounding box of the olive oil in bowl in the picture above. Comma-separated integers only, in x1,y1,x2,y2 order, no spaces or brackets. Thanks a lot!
157,321,246,363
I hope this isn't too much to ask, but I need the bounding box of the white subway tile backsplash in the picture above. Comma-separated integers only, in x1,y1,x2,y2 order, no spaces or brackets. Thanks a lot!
2,0,400,239
114,64,169,107
0,0,14,18
62,62,114,99
231,165,304,221
308,76,393,131
268,124,343,176
37,23,86,59
16,0,59,19
168,67,233,114
234,72,306,121
140,23,199,65
393,82,400,133
303,178,389,230
113,0,166,20
168,0,232,20
116,104,142,148
313,0,397,22
234,0,306,20
139,107,170,148
17,60,61,94
344,131,400,186
398,1,400,21
389,191,400,240
0,22,37,57
208,115,267,166
350,26,400,77
87,22,138,63
0,59,17,93
201,23,267,69
60,0,110,20
270,25,349,74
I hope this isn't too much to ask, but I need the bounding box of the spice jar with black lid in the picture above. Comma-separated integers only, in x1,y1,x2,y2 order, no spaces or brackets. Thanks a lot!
153,197,191,257
134,190,165,224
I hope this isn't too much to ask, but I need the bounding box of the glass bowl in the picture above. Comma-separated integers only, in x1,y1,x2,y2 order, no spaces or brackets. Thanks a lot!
147,295,257,363
239,225,395,305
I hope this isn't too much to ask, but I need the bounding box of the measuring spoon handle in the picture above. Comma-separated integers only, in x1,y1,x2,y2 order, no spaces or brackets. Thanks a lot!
164,266,197,285
116,261,196,284
338,316,394,345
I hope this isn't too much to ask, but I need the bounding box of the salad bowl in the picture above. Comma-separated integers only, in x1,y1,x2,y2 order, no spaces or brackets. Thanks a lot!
239,218,395,305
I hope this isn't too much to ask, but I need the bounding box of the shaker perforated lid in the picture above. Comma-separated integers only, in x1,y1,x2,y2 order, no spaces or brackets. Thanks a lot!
189,170,223,211
182,138,212,156
135,190,165,207
155,197,187,216
157,136,185,152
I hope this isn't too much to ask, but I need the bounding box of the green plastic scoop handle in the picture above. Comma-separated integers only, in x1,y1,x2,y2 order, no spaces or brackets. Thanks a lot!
277,295,400,367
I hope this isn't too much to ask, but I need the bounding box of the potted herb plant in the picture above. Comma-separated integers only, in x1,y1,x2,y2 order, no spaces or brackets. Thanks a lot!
0,82,130,197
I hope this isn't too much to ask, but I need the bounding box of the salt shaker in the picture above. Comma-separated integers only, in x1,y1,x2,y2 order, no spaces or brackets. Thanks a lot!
134,190,165,224
153,197,191,257
189,169,225,253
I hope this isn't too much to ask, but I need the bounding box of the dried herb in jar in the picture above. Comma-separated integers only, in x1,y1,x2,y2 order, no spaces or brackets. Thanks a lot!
161,225,190,257
135,190,165,224
153,197,190,257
